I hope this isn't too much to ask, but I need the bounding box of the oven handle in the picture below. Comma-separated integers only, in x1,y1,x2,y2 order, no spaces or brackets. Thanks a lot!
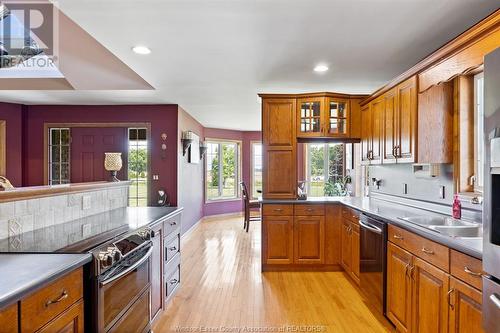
100,246,153,287
359,219,382,234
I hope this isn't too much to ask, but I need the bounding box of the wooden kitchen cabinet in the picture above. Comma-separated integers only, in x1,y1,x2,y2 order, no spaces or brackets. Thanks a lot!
383,88,398,164
361,97,383,164
448,277,484,333
262,214,294,265
294,215,325,264
262,98,297,199
37,300,84,333
386,242,413,333
360,103,372,165
340,218,360,284
150,222,163,321
411,257,449,333
296,96,350,138
395,76,417,163
0,303,18,333
341,220,352,271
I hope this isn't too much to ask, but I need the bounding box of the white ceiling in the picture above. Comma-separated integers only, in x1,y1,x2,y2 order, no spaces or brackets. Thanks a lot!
0,0,497,130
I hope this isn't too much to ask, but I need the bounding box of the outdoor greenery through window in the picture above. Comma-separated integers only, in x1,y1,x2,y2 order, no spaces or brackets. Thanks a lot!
251,142,262,198
128,128,148,206
206,140,240,201
306,143,347,197
48,128,71,185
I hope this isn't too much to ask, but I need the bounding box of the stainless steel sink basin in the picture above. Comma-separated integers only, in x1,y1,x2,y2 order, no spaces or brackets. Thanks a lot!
398,216,482,238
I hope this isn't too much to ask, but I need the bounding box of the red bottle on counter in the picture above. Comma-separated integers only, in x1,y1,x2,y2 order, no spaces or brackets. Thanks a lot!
452,194,462,219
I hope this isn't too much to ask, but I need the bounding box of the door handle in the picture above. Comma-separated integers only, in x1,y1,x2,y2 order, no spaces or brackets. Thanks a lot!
45,290,68,307
464,266,482,277
393,234,404,240
490,293,500,309
447,288,455,310
359,219,382,234
421,247,434,255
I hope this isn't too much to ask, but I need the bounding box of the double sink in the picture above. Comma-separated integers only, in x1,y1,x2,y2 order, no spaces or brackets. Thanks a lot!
399,216,482,238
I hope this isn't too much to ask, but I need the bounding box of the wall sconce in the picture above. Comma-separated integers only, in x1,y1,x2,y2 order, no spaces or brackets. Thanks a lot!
104,152,123,182
181,131,194,156
199,141,207,159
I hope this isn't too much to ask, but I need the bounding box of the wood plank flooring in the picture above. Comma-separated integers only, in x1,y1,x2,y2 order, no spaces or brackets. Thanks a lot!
153,215,395,333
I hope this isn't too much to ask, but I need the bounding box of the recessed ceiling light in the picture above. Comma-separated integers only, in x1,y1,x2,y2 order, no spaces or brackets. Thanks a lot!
132,46,151,55
314,64,329,73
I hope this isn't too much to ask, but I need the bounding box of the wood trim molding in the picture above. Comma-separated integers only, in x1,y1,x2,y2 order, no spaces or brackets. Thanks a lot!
258,92,369,99
0,120,5,177
361,9,500,104
0,180,131,203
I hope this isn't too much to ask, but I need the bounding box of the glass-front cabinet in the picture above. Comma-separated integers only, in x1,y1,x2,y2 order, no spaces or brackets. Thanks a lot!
297,96,349,138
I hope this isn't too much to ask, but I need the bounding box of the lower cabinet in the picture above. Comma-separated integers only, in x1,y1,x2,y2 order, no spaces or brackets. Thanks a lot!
340,218,360,283
294,216,325,264
263,215,294,264
37,300,84,333
448,277,484,333
0,303,18,333
151,221,164,320
341,220,352,272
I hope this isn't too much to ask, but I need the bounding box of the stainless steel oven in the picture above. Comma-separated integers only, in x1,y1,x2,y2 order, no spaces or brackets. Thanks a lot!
90,227,155,333
359,214,387,315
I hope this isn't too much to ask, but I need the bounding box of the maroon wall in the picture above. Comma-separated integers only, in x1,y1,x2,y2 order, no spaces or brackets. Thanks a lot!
24,105,179,205
177,107,205,233
203,128,261,216
0,103,24,186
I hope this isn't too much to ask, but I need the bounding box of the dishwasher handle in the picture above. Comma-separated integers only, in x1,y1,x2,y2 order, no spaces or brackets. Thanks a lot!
359,219,383,234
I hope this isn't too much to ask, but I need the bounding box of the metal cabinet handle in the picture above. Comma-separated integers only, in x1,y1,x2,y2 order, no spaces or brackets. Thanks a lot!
393,234,404,240
168,246,177,251
447,288,455,309
404,263,410,277
421,247,434,255
273,208,283,212
392,146,397,157
170,278,179,285
464,266,482,277
45,290,68,307
169,221,177,226
489,293,500,309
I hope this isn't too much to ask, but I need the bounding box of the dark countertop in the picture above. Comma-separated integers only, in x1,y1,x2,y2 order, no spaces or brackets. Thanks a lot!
0,253,92,309
0,206,183,253
261,196,482,259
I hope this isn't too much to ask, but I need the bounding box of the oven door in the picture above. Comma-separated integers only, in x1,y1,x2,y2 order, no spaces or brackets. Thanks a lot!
359,215,386,315
98,244,152,333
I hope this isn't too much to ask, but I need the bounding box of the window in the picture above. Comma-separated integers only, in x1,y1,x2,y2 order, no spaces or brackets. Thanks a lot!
305,143,346,197
48,128,70,185
205,140,241,201
251,142,262,198
474,73,484,191
128,128,148,206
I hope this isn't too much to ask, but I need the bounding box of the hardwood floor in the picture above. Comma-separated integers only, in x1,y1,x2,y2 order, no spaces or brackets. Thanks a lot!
153,215,394,333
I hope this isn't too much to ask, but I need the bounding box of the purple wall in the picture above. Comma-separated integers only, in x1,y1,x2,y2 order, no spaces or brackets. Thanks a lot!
177,107,205,233
203,128,261,216
24,105,179,206
0,103,24,186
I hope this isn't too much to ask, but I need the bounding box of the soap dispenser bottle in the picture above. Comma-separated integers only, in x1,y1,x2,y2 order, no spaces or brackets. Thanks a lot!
452,194,462,219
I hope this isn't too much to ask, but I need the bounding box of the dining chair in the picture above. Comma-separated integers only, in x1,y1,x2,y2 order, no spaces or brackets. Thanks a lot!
239,181,260,232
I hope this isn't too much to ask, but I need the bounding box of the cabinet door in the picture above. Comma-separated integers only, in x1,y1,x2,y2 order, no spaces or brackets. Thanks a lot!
263,215,294,264
412,257,450,333
297,97,324,137
151,223,163,320
383,89,397,164
262,98,296,199
386,242,413,333
341,220,352,271
396,76,417,163
325,98,349,137
360,103,372,165
0,303,17,333
37,300,84,333
449,277,484,333
294,216,325,264
370,97,384,164
351,224,360,282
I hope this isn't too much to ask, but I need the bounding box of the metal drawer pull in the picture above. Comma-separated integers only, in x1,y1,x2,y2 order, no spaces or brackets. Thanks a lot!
464,266,482,276
170,278,179,285
168,246,177,251
306,208,314,212
393,234,404,240
447,288,455,309
45,290,68,307
421,247,434,255
273,208,283,212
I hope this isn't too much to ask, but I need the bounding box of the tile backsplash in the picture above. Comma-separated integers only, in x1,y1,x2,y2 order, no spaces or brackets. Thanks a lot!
0,186,128,239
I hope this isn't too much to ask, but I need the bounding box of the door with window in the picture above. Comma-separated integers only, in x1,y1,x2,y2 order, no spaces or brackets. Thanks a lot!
205,140,241,201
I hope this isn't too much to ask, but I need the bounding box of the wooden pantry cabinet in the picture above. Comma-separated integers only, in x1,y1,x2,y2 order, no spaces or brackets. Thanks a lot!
261,203,342,271
386,225,485,333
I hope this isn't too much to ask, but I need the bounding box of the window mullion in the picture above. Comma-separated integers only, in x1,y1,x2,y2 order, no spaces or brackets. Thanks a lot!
218,143,223,198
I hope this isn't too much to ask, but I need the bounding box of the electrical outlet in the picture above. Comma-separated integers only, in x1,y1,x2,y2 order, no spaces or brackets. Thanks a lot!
82,195,91,210
439,185,446,199
153,175,159,180
403,183,408,194
82,223,91,237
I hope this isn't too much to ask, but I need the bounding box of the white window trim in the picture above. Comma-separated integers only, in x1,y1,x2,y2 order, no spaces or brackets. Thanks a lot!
204,138,242,203
304,143,346,197
473,72,484,193
250,141,262,199
128,127,149,207
48,127,71,185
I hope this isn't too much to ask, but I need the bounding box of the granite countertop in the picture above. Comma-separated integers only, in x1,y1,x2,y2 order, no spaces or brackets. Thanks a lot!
261,196,482,259
0,253,92,309
341,197,482,259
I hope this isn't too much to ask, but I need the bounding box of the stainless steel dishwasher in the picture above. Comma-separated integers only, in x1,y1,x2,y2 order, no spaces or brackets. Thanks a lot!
359,213,387,316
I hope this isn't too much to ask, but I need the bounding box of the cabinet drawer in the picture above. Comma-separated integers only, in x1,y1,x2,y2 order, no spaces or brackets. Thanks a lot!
166,266,180,298
342,206,360,223
388,225,449,272
37,299,84,333
165,233,180,263
294,204,325,216
164,213,181,238
450,250,483,290
21,268,83,333
262,204,293,216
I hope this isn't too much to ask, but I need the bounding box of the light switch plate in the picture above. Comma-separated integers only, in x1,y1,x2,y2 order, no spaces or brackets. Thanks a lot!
82,223,91,237
82,195,91,210
439,185,445,199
